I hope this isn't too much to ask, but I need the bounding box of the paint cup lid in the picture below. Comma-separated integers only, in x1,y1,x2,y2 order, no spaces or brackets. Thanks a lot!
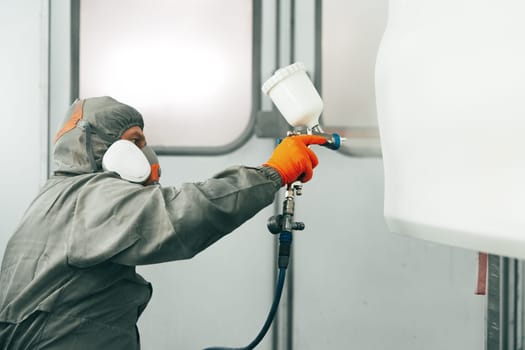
261,62,308,95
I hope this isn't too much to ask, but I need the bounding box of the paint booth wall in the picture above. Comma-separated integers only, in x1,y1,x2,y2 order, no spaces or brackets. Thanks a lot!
0,0,47,269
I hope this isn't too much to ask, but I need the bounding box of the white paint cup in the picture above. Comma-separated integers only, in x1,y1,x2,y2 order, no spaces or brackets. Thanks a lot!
262,62,323,129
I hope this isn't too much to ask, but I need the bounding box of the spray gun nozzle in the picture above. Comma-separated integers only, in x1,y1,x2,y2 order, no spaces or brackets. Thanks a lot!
316,131,343,150
310,125,343,150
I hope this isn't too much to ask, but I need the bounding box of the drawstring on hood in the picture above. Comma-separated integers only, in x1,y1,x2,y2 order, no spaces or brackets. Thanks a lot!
53,96,144,175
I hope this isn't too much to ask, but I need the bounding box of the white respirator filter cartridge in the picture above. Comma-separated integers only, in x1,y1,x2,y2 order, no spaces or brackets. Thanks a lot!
102,139,151,183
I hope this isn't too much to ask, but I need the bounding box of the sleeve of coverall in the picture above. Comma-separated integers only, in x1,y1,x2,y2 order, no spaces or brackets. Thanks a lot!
114,165,282,265
66,166,282,267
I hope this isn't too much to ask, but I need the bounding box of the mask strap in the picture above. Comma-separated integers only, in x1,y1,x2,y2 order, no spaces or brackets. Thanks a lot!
81,121,98,171
79,121,120,172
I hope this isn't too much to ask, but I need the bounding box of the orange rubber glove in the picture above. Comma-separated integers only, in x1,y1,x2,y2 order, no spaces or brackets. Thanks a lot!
264,135,327,185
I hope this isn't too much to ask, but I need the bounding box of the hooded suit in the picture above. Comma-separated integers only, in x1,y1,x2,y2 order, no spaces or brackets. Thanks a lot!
0,96,281,349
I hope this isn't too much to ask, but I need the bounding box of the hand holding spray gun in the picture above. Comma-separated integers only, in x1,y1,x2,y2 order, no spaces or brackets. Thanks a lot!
264,134,326,184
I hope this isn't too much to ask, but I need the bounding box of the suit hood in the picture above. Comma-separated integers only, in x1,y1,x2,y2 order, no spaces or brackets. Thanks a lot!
53,96,144,175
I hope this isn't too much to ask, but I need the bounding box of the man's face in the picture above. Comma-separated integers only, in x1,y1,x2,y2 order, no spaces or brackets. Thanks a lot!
120,126,147,149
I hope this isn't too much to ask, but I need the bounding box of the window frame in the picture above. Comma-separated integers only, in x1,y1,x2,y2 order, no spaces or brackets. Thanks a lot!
72,0,262,156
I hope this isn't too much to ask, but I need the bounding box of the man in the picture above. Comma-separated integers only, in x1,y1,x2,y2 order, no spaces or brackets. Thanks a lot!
0,96,326,349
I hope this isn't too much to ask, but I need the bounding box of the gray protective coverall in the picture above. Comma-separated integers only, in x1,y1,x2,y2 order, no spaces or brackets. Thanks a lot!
0,96,282,349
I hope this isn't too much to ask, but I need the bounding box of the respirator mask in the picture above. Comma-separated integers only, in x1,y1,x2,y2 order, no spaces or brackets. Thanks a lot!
102,140,161,185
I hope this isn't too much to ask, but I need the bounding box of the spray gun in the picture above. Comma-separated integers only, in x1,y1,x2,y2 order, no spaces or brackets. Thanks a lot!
261,61,345,151
261,60,344,314
205,63,341,350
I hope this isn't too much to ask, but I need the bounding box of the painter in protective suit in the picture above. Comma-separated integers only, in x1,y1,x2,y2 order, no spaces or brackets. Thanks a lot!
0,96,326,349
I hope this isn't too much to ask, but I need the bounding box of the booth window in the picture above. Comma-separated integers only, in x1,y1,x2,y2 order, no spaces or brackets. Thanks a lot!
78,0,260,154
317,0,387,156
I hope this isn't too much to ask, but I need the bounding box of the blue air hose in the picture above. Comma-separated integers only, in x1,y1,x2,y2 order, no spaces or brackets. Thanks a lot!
203,268,287,350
